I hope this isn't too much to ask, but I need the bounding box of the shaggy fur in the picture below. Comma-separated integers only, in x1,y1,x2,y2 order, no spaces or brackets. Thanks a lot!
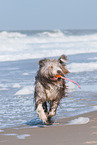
34,55,69,124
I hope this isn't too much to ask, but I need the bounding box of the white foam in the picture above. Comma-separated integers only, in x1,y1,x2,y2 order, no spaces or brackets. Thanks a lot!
0,84,8,90
3,133,30,139
68,61,97,72
12,83,21,88
15,85,34,95
0,84,8,88
0,30,97,62
67,117,90,125
17,134,30,139
41,30,65,38
4,133,17,136
0,31,26,38
22,73,29,76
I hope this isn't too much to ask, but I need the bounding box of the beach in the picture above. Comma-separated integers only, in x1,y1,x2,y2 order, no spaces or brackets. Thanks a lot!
1,110,97,145
0,30,97,144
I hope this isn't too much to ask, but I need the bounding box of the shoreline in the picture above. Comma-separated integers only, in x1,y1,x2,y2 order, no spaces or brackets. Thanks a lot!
1,110,97,145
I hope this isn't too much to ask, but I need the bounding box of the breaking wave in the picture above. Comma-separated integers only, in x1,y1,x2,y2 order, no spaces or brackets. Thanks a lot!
0,30,97,62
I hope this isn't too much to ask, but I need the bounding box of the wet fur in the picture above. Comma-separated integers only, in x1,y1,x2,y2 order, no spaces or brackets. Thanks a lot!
34,55,69,124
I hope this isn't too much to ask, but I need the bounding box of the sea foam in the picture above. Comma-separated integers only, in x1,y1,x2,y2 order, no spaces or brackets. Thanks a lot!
67,117,90,125
15,85,34,95
0,30,97,62
3,133,30,139
68,61,97,72
12,83,21,88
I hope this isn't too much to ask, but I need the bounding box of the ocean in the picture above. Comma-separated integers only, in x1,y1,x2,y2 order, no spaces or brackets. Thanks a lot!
0,29,97,129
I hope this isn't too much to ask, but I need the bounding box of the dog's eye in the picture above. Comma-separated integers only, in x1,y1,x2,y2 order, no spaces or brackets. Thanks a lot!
50,66,53,69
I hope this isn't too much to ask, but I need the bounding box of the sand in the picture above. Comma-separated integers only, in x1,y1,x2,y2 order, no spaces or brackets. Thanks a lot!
1,111,97,145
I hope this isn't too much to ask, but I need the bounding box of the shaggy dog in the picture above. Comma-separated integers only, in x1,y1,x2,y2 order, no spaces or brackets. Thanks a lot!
34,55,69,124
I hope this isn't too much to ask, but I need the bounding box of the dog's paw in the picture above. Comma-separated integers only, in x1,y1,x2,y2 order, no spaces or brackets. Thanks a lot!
49,110,55,117
45,116,52,125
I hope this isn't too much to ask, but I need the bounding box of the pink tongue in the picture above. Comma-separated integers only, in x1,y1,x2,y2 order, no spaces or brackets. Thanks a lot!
61,76,81,89
52,77,58,80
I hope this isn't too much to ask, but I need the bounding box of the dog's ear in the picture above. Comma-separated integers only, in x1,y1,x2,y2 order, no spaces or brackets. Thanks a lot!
58,55,68,65
38,58,47,67
59,55,70,74
62,67,70,74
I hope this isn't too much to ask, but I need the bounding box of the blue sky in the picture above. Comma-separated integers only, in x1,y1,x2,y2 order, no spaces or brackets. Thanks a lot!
0,0,97,30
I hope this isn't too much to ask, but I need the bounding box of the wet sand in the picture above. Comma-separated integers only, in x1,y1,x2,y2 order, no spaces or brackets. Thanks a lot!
1,111,97,145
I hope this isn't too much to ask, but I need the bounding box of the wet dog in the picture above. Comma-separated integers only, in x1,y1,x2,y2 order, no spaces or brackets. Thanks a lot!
34,55,69,124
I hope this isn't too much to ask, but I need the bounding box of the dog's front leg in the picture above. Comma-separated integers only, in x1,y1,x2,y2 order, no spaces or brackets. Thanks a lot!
49,101,59,117
37,103,48,123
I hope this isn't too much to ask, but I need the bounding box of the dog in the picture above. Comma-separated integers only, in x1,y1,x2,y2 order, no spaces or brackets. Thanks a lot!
34,55,69,124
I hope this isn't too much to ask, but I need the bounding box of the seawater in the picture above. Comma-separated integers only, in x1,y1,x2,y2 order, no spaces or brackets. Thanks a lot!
0,30,97,129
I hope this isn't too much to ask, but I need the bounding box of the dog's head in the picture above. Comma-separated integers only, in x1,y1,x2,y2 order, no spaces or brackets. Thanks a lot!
38,55,70,81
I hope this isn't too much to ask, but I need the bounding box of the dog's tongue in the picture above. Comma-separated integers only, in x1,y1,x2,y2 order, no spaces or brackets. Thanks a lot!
51,76,59,81
55,75,81,89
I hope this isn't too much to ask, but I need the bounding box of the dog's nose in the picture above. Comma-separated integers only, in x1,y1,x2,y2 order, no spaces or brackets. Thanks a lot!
57,70,61,74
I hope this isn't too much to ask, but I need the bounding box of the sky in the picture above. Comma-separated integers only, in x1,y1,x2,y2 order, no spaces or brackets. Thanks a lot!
0,0,97,30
